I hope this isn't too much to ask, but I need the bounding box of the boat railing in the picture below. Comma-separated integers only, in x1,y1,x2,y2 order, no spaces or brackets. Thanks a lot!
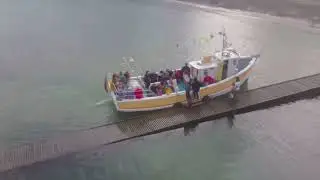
107,79,159,100
114,88,159,101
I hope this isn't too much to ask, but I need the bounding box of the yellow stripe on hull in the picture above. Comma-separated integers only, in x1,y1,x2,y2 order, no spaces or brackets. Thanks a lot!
118,94,186,110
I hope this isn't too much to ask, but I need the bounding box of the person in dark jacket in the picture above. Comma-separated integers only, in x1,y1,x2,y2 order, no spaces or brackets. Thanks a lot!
144,71,151,88
149,72,158,83
166,69,173,78
181,63,190,76
191,77,201,100
158,70,165,82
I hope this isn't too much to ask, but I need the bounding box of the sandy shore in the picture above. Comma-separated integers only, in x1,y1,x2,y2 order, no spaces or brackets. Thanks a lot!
179,0,320,23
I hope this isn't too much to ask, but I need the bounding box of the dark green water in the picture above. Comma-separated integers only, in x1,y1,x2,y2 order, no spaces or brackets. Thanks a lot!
0,0,320,179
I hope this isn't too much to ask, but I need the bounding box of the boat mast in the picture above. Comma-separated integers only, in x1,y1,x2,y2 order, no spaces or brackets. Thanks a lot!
218,27,232,55
219,27,227,52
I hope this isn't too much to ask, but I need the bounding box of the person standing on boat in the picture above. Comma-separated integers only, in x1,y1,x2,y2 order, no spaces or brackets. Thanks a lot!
134,87,143,99
183,72,191,89
169,77,179,92
112,73,118,89
124,71,130,83
156,85,163,96
119,71,126,87
165,83,173,95
191,77,201,100
203,71,216,86
174,78,179,92
175,69,183,83
167,77,174,92
167,69,173,78
159,70,165,82
144,71,151,88
235,77,241,91
229,77,241,100
181,63,190,76
116,81,125,100
150,84,157,95
125,86,134,99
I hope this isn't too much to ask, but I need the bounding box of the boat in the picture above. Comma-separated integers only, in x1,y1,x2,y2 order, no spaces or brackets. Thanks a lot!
104,29,260,112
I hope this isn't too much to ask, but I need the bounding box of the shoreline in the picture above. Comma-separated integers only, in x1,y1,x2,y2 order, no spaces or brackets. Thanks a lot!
178,0,320,24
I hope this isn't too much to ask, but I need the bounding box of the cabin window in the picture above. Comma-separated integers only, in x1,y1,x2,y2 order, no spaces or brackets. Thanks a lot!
191,67,197,78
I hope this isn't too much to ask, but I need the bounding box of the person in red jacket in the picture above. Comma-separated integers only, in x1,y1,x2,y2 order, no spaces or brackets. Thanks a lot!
203,71,216,86
134,87,144,99
175,70,183,83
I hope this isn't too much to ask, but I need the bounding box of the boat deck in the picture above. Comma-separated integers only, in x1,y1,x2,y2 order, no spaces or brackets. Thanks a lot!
1,73,320,173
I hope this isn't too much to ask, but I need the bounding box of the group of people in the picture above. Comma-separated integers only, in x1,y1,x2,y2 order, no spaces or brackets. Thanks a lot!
112,71,130,90
143,69,177,96
112,71,144,100
143,63,217,100
111,63,219,100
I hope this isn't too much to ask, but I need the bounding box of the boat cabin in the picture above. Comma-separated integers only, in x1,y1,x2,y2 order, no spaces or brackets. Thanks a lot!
188,49,241,82
184,29,247,85
189,56,217,82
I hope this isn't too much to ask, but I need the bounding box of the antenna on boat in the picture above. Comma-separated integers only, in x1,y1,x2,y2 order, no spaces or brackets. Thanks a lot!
218,27,232,52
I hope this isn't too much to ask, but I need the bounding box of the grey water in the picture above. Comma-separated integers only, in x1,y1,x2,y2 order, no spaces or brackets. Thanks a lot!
0,0,320,179
3,98,320,180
